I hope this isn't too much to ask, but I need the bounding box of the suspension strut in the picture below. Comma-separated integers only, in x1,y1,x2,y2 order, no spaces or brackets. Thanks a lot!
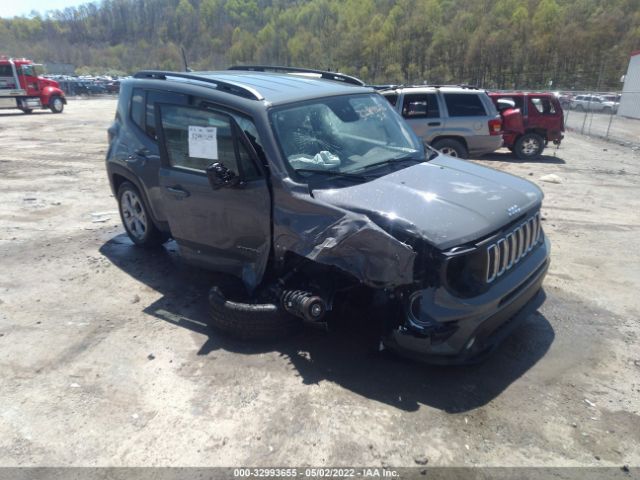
281,290,327,322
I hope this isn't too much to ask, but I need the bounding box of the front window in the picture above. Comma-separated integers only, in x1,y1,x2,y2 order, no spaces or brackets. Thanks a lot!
20,65,37,77
271,94,423,177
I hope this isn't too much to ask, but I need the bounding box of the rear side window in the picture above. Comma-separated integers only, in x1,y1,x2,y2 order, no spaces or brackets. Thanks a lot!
145,90,187,139
402,93,439,118
444,93,486,117
530,97,556,114
130,89,145,130
499,95,524,110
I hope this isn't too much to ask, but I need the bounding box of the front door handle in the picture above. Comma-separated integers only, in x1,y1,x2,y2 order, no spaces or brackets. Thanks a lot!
427,122,441,126
166,186,190,198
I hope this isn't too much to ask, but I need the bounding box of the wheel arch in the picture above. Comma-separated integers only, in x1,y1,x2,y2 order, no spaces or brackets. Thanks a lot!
109,166,167,232
430,135,469,151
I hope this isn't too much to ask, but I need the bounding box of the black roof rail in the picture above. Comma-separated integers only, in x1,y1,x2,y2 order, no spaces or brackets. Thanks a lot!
228,65,365,87
133,70,264,100
416,84,480,90
367,84,401,91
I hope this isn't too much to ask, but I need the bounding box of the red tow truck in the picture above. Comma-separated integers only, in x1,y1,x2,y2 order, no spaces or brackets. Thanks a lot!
0,56,66,114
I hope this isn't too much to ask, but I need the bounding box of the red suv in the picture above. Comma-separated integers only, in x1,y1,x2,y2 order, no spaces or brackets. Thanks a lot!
489,93,564,159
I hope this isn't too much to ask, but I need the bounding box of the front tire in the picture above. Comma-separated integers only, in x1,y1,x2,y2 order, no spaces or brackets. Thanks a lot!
49,96,64,113
432,139,468,159
514,133,544,159
117,181,169,248
208,277,301,341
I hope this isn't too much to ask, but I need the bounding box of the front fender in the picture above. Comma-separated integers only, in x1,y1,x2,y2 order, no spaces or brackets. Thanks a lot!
41,86,67,105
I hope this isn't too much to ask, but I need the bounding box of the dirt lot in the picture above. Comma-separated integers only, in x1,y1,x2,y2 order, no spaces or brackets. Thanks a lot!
1,98,639,468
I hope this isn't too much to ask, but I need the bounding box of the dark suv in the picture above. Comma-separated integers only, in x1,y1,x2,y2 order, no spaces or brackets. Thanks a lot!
106,66,550,364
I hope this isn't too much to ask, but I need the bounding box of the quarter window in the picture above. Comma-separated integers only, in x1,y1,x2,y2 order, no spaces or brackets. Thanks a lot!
530,97,556,114
402,93,440,118
443,93,486,117
130,88,145,130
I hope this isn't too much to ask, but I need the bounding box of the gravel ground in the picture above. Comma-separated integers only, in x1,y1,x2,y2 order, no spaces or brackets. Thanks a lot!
0,98,639,468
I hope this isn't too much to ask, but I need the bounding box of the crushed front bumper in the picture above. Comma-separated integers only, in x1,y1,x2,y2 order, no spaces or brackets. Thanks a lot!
384,236,550,365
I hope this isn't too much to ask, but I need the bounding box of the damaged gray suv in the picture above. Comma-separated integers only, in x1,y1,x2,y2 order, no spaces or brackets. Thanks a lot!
106,66,550,364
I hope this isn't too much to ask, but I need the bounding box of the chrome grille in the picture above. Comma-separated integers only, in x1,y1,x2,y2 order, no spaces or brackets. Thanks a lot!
486,212,541,283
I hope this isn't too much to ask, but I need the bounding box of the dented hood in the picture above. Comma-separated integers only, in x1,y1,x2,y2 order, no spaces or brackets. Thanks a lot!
313,155,543,250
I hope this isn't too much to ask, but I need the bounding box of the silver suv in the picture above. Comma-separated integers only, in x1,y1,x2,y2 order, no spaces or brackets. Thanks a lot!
570,94,618,113
380,86,503,158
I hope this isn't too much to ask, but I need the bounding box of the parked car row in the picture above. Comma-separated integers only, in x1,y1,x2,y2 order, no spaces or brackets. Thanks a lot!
569,94,620,113
379,85,564,160
551,91,621,113
44,74,124,96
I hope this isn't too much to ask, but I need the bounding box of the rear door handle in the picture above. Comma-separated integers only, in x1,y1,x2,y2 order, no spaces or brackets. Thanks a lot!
126,149,149,162
166,186,190,198
427,122,441,126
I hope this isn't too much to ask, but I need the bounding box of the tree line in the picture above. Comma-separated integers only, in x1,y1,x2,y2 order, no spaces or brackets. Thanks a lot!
1,0,638,90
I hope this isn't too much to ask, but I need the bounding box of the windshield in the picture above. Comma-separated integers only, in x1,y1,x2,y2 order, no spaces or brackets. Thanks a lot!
271,93,423,177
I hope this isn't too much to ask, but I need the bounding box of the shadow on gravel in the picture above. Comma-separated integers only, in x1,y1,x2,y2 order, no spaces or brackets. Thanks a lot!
478,150,566,164
0,111,55,117
100,233,555,414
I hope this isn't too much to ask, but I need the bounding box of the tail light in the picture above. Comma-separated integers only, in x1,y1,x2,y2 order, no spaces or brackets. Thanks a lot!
488,118,502,135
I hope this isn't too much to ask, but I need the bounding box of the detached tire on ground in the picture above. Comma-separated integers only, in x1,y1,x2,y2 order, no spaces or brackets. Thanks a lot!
514,133,545,159
208,277,301,340
432,138,468,159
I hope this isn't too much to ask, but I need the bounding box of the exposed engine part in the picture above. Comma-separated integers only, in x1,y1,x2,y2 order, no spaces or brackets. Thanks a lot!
281,290,327,322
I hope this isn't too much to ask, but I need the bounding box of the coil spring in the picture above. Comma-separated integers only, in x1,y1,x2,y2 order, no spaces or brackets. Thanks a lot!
281,289,326,321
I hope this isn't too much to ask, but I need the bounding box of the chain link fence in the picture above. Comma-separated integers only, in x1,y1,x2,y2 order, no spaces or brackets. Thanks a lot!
560,91,640,148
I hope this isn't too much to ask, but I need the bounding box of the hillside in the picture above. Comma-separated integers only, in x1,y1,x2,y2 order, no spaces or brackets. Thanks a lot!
1,0,638,89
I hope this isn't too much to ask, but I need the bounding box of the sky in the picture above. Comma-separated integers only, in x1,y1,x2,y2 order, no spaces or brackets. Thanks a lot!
1,0,91,18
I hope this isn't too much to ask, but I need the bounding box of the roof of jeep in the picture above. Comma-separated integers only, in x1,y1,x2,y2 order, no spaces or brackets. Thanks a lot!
134,70,373,105
380,85,487,95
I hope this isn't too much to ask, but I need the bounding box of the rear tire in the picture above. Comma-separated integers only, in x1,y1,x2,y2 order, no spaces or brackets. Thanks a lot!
432,139,468,159
208,277,301,340
117,181,169,248
49,96,64,113
514,133,544,159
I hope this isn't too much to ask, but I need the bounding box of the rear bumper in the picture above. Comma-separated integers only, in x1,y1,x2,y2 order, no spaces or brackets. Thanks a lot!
384,236,550,365
467,135,503,156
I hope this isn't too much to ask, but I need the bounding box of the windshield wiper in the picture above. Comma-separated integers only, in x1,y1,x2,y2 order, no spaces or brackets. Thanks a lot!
294,168,369,181
351,154,424,173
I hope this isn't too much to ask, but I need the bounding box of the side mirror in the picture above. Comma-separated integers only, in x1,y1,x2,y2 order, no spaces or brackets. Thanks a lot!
206,162,241,190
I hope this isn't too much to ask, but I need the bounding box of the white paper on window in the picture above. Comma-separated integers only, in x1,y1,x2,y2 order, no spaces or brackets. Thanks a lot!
188,126,218,160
